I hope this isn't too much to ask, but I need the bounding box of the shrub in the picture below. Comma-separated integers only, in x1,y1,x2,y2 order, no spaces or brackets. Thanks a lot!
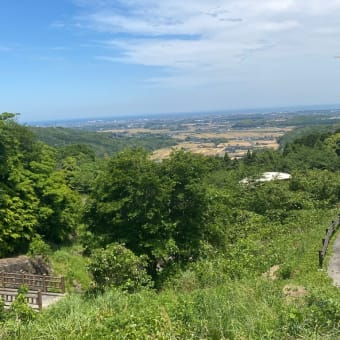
87,243,152,293
8,286,36,322
278,263,293,280
27,235,51,258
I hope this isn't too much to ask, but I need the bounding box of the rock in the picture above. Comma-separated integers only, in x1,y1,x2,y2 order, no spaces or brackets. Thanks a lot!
30,256,52,275
262,265,280,281
282,284,307,299
0,255,52,275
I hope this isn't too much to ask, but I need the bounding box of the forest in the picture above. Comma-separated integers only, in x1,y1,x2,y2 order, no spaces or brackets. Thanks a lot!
30,126,177,157
0,112,339,339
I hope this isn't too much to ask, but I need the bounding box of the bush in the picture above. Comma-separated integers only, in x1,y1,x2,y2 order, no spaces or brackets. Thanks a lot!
87,243,153,293
278,263,293,280
27,235,51,258
8,286,36,322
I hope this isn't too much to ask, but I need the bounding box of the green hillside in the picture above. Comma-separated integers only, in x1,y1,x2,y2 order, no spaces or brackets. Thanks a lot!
29,126,177,157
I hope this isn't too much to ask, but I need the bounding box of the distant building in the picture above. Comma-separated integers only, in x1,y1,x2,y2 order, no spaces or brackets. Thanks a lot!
240,172,292,185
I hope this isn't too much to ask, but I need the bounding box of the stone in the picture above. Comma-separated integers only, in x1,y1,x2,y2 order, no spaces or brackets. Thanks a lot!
0,255,51,275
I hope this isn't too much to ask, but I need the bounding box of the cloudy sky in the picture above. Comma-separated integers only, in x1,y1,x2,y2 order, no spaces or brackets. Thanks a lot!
1,0,340,121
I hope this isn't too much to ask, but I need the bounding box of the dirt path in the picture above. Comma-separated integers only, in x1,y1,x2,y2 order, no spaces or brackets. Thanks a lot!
327,233,340,287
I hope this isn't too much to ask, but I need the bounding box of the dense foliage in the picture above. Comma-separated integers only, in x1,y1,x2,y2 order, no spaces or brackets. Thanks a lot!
84,149,221,280
0,113,80,256
88,243,152,293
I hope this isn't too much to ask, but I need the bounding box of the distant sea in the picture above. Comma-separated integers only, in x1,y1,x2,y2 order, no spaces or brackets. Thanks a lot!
23,103,340,127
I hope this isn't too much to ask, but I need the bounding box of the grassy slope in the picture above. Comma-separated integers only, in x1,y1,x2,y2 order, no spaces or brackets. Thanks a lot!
2,208,339,339
50,245,91,293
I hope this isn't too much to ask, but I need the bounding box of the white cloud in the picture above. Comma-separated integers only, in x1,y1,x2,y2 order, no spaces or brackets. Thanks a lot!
258,20,300,32
0,46,11,52
74,0,340,87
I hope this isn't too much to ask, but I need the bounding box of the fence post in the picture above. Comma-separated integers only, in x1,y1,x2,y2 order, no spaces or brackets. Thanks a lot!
37,290,43,311
42,276,46,292
319,213,340,268
319,250,323,268
60,276,65,293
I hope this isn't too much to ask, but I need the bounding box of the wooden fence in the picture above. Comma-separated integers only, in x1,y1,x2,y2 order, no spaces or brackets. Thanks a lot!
0,289,43,310
0,272,65,293
318,214,340,268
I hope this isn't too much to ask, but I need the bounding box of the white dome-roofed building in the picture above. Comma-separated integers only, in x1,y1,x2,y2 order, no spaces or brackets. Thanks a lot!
240,172,292,185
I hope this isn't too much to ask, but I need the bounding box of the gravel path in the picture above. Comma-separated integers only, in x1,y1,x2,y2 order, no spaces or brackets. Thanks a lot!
327,233,340,287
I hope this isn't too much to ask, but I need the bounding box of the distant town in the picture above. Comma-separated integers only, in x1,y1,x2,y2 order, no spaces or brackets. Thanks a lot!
30,108,340,159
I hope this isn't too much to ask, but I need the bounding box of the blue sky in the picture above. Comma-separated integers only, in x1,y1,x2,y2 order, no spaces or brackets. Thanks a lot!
1,0,340,122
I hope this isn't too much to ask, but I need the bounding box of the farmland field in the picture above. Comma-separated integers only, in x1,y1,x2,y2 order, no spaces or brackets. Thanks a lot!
100,125,292,159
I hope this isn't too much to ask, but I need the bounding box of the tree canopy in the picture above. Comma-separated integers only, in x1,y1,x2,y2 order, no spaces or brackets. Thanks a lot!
0,113,80,256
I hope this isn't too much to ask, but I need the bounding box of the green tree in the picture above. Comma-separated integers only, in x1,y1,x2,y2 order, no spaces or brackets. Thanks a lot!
161,151,212,260
84,149,221,277
0,113,80,255
84,148,172,259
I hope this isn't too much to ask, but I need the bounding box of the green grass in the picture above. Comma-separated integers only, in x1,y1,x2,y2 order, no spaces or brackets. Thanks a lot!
0,282,284,339
2,279,338,339
50,244,91,292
